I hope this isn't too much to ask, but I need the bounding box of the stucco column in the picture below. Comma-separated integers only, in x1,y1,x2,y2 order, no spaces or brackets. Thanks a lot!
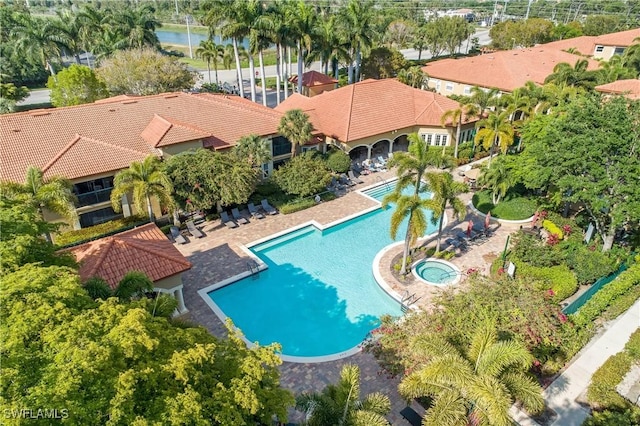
367,145,372,160
388,140,394,154
174,288,187,314
72,212,81,230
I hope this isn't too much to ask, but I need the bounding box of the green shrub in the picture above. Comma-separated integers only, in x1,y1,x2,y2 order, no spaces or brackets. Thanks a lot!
510,232,561,268
325,149,351,173
159,224,172,235
587,329,640,411
562,241,618,285
55,216,147,247
83,276,113,300
601,284,640,322
572,263,640,328
584,409,640,426
472,190,537,220
272,154,332,197
279,198,316,214
516,262,578,301
542,219,564,239
254,180,281,197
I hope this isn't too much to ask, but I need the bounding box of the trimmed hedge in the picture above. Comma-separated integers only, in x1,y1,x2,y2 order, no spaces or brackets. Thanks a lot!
279,192,336,215
516,261,578,301
55,216,148,247
572,263,640,328
587,329,640,411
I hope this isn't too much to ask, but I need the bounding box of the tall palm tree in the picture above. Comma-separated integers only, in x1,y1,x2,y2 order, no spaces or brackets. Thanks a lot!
264,1,290,104
474,110,514,167
287,0,317,95
53,9,84,64
11,15,68,76
342,0,375,84
477,159,515,205
597,54,636,83
112,5,161,50
201,0,248,99
424,171,468,253
195,39,223,84
544,58,599,90
76,5,107,68
397,66,429,89
383,192,433,276
440,104,477,159
467,86,500,118
277,109,314,157
233,134,272,171
384,134,444,274
622,37,640,76
399,319,544,426
296,364,390,426
110,156,173,222
0,166,77,222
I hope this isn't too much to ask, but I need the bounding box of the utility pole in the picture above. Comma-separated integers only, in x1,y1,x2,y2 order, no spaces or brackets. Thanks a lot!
501,0,508,22
186,15,193,59
525,0,533,20
174,0,179,17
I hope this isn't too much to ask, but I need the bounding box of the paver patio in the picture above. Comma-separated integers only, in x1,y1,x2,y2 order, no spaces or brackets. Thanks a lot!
175,165,523,425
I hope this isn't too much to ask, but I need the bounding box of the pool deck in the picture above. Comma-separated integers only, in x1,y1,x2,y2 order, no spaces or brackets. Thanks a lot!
175,166,521,425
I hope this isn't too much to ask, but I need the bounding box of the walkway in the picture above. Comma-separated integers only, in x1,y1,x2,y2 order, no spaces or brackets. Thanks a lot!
511,300,640,426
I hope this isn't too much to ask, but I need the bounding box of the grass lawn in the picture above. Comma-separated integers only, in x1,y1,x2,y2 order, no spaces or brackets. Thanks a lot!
165,44,279,71
472,190,537,220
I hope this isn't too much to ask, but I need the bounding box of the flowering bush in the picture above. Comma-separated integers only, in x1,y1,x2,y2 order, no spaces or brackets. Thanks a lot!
562,224,572,236
547,234,560,246
543,219,564,240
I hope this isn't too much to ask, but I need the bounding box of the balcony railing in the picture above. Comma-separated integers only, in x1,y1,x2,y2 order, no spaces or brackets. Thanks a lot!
76,188,113,208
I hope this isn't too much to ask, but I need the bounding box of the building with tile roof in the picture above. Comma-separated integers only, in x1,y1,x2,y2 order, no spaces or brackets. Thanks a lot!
276,78,477,161
595,79,640,100
536,36,598,57
63,223,192,314
592,28,640,60
0,92,289,230
289,70,339,97
422,47,600,95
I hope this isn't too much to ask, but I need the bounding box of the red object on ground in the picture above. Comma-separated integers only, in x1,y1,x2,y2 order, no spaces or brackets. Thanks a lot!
467,220,473,237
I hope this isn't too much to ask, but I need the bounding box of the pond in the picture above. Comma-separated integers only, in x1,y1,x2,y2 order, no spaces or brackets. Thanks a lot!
156,30,248,49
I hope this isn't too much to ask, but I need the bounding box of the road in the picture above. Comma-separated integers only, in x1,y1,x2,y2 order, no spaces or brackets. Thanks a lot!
18,29,491,107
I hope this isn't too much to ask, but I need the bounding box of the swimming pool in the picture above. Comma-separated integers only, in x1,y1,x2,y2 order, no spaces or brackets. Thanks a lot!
412,259,461,286
206,182,436,360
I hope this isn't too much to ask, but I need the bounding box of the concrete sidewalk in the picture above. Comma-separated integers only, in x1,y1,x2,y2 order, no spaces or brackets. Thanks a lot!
511,299,640,426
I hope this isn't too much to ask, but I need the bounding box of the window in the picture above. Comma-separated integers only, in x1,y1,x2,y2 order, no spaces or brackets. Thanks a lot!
425,134,433,145
301,146,318,153
74,176,115,207
441,135,448,146
595,45,604,53
445,82,454,92
434,134,442,146
464,86,471,95
614,47,625,55
271,136,291,157
79,206,122,228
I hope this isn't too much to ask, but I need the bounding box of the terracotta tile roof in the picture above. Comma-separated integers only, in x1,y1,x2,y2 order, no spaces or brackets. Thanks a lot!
595,28,640,47
422,48,600,92
275,79,465,142
537,36,597,56
289,70,339,86
595,79,640,99
0,92,282,183
64,223,192,289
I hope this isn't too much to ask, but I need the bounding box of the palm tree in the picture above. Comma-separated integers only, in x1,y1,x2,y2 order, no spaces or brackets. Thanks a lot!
399,319,544,426
195,39,223,84
622,37,640,76
76,5,107,68
0,166,77,222
424,171,468,253
110,156,173,222
544,58,599,90
342,0,375,84
477,159,515,205
440,104,477,158
296,364,390,426
11,15,68,76
53,9,84,65
287,0,317,95
112,5,161,50
467,86,500,118
597,54,636,84
397,66,429,89
278,109,314,157
233,134,272,172
264,1,289,104
474,110,514,167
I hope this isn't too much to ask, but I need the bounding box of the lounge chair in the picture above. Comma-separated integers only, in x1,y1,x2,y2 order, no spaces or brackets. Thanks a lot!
400,406,423,426
261,199,278,215
248,202,265,219
377,155,387,166
186,220,204,238
348,170,364,184
445,237,466,252
231,207,249,224
170,226,188,244
340,173,356,187
220,211,238,228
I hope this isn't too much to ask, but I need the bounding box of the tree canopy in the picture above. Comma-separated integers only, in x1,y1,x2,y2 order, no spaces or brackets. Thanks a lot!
97,48,199,96
164,148,258,211
272,152,332,197
517,94,640,251
47,64,108,107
